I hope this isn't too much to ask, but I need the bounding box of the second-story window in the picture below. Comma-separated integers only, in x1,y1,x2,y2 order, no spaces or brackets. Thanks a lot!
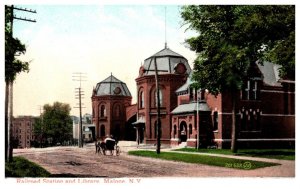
114,104,120,118
155,90,163,107
242,80,259,100
198,89,205,101
100,105,106,117
213,111,218,131
140,91,144,108
189,88,194,101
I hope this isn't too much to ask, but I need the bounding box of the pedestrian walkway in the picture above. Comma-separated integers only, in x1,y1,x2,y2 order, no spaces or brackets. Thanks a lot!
161,148,290,164
112,141,294,169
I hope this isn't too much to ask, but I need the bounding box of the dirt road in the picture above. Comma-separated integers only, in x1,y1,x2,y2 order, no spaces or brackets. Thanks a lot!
13,143,294,177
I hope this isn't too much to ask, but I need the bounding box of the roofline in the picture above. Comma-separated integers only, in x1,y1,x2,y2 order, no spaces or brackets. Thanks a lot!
96,81,127,85
175,90,188,95
279,79,295,84
171,111,196,115
171,109,211,115
92,94,133,98
135,72,187,82
145,55,187,62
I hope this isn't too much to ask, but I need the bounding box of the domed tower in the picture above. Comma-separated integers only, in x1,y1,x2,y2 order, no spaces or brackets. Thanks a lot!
92,74,132,140
135,46,191,144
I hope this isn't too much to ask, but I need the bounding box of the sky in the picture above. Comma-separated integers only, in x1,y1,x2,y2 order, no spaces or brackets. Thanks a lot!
8,4,197,116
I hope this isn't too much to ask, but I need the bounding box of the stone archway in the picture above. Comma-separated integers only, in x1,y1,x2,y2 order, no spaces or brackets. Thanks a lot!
125,114,137,141
179,121,187,142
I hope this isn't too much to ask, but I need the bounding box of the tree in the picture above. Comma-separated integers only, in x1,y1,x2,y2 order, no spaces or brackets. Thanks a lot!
5,5,29,162
36,102,73,146
33,117,44,147
181,5,295,152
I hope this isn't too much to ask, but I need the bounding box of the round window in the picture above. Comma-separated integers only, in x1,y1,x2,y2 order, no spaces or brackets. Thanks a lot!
114,87,121,94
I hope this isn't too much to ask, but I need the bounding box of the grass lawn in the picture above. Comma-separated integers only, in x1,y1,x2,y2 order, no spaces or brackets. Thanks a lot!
173,148,295,160
5,156,51,177
128,150,279,170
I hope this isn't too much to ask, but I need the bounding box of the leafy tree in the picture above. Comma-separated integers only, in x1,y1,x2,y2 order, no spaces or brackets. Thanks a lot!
181,5,295,152
5,5,30,162
5,5,29,82
37,102,73,146
232,5,295,79
33,117,44,147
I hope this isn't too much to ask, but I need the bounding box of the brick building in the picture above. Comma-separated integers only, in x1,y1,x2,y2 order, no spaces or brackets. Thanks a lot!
12,116,36,148
91,45,295,148
171,62,295,148
91,74,132,140
134,46,192,144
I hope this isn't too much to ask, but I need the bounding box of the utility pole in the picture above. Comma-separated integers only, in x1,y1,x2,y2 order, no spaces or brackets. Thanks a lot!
72,72,86,148
38,105,43,148
154,58,161,154
5,5,36,162
145,58,168,154
196,89,200,149
153,7,168,154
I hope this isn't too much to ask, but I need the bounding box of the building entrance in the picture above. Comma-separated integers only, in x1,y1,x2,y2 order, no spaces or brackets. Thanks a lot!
179,121,187,142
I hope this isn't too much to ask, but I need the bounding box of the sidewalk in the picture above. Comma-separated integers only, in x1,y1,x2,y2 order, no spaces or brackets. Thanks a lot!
161,148,292,164
115,141,294,166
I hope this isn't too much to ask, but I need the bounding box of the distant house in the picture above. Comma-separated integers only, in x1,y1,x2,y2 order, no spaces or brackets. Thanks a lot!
72,114,96,142
12,116,36,148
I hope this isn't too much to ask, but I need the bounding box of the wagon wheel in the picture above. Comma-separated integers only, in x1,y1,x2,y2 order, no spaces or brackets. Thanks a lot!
116,146,121,156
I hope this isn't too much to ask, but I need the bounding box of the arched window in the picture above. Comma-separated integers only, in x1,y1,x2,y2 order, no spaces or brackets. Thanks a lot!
154,89,163,107
189,124,193,138
213,111,218,131
240,109,247,131
100,105,106,117
114,104,120,118
140,91,144,108
179,121,187,142
242,80,260,100
92,107,95,118
189,88,194,101
249,109,254,130
240,108,261,131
